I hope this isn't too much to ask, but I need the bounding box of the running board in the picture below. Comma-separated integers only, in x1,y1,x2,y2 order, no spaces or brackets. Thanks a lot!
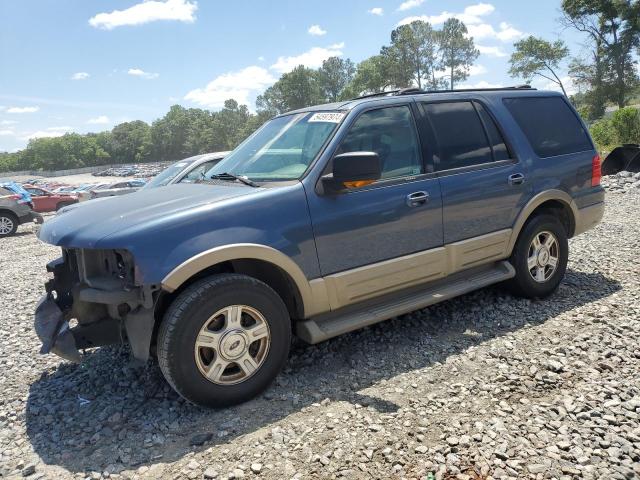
297,260,515,344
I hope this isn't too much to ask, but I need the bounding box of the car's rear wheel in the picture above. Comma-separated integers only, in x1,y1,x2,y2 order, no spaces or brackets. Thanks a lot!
0,212,18,238
157,274,291,407
506,214,568,298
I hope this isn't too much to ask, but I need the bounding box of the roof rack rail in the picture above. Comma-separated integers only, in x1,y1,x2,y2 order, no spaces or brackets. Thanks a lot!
352,84,535,100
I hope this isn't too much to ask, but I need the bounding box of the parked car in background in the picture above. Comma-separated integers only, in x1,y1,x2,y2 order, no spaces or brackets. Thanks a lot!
142,152,229,189
80,180,146,201
0,186,42,237
22,185,79,213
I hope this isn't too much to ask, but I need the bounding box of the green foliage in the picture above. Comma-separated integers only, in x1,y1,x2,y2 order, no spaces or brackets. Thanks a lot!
509,36,569,95
318,57,356,102
439,18,479,89
610,107,640,144
589,107,640,151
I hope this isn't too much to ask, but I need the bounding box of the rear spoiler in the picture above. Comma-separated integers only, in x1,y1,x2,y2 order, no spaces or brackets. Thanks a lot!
602,144,640,176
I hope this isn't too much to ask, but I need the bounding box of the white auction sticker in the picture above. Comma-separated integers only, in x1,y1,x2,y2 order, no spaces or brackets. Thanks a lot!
308,112,345,123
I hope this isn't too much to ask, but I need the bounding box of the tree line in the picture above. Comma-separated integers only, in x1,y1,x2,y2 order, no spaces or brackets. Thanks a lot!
0,17,479,173
2,0,639,173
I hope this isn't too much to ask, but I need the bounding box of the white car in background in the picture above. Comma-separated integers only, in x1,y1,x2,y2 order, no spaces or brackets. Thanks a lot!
141,152,229,190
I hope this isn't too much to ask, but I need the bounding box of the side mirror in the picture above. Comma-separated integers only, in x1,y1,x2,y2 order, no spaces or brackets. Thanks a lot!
322,151,381,192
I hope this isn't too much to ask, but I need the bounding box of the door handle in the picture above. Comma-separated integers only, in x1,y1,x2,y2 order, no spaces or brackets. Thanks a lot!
508,173,525,186
406,191,429,207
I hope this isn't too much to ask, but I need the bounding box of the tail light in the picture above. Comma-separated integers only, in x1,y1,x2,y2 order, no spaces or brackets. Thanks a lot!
592,154,602,187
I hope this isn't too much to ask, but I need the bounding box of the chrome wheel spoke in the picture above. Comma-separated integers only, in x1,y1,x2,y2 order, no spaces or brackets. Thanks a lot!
532,235,542,250
548,256,558,268
535,266,546,282
225,305,243,328
195,331,221,350
544,235,556,249
206,358,230,382
237,352,259,376
246,324,269,341
527,255,538,270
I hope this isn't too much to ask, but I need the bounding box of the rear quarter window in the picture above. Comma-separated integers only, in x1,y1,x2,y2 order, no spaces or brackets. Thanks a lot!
503,96,592,158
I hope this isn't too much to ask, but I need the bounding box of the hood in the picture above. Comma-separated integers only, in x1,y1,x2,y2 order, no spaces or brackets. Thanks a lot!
38,183,257,247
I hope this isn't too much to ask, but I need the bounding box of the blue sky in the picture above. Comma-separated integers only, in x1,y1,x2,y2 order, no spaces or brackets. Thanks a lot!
0,0,586,152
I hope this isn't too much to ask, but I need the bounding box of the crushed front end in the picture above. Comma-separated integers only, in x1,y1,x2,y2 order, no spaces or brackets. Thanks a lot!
35,248,159,362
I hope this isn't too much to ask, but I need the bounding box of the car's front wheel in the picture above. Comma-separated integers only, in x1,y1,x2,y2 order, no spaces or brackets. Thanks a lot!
506,214,568,298
157,274,291,407
0,212,18,238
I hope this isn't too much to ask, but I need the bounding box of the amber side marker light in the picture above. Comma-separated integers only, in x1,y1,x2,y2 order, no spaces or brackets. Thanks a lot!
343,180,376,189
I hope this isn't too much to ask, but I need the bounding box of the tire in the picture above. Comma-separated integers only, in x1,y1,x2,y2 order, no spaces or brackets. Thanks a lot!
157,273,291,407
0,212,18,238
505,214,568,299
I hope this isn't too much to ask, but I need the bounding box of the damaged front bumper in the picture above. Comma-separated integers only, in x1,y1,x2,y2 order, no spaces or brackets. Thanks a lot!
34,250,159,363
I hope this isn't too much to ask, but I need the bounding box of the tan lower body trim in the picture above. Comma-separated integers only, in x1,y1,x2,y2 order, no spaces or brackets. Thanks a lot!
319,229,512,311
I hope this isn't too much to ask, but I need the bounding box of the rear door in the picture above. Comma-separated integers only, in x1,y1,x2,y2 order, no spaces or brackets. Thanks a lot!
418,100,531,244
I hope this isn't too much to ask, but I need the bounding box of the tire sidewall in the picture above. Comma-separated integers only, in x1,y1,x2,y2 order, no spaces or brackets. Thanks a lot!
159,275,291,407
512,215,568,298
0,213,18,237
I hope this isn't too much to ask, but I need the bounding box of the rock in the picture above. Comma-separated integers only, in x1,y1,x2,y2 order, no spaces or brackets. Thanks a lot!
250,463,262,474
203,468,219,479
190,433,213,446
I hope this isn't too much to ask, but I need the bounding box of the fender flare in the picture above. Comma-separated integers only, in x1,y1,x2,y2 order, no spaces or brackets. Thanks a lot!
507,189,578,253
161,243,328,318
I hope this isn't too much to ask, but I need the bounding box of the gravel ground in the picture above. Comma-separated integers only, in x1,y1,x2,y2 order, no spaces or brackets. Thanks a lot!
1,191,639,480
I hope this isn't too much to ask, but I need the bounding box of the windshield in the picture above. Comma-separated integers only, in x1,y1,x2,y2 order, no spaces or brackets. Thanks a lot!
143,159,196,189
206,111,344,182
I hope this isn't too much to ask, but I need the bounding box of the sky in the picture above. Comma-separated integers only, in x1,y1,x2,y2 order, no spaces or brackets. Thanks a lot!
0,0,589,152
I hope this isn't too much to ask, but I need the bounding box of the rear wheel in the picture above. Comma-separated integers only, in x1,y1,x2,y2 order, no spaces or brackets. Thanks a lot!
506,214,568,298
157,274,291,407
0,212,18,238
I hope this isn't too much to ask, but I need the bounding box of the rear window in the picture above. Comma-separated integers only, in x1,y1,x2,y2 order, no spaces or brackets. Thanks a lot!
503,97,592,158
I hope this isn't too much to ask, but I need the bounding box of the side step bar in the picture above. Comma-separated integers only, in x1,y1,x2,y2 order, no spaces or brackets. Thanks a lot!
297,260,515,344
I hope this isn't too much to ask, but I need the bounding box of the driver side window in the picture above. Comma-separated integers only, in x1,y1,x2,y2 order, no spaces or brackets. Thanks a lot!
337,105,422,180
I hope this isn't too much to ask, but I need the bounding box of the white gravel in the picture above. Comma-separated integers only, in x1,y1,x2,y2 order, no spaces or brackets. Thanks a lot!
0,191,639,480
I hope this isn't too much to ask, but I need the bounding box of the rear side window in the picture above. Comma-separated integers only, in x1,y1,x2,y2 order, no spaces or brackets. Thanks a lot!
422,101,493,170
475,102,510,161
503,97,592,158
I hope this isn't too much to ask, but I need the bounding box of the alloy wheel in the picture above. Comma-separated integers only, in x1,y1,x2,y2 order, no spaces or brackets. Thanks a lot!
527,230,559,283
0,216,14,235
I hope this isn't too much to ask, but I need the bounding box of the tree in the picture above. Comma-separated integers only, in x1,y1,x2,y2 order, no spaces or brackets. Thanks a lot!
109,120,152,163
256,65,322,115
317,57,356,102
509,36,570,96
561,0,640,108
438,18,479,89
383,20,441,89
343,55,394,97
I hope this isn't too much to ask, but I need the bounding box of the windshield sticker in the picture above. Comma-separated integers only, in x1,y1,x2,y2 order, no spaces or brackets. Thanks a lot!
308,112,345,123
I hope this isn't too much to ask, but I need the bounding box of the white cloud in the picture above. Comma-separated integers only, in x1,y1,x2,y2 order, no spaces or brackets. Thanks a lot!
127,68,159,79
270,43,345,74
258,56,265,62
0,120,17,125
458,80,503,89
22,127,71,140
184,66,276,109
398,0,424,11
0,129,14,136
397,3,523,42
476,45,507,57
535,76,576,96
368,7,384,16
89,0,197,30
71,72,90,80
469,64,488,76
308,25,327,36
87,115,110,125
7,106,39,114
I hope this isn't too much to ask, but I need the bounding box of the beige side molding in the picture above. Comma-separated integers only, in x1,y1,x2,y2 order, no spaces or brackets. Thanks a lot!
161,243,330,317
507,189,578,253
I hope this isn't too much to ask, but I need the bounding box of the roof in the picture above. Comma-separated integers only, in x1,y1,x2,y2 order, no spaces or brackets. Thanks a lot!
284,86,564,116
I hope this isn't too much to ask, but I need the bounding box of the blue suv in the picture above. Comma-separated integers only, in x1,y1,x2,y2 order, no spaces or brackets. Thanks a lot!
35,86,604,407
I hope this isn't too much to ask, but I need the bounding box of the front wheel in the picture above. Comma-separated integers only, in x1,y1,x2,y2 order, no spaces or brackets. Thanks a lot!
157,274,291,407
505,214,568,299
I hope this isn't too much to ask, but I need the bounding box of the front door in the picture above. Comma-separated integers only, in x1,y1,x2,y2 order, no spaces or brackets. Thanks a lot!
306,104,444,284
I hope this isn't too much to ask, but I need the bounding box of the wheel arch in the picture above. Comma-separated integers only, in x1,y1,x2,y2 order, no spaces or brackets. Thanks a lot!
160,244,327,320
508,190,577,253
